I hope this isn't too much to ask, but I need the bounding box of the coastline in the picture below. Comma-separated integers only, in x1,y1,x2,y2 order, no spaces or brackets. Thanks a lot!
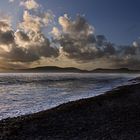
1,83,140,139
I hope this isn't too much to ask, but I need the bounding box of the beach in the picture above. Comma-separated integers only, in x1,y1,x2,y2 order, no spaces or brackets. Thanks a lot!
0,82,140,140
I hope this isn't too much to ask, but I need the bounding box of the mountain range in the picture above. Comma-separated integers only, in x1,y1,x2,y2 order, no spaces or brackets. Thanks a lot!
16,66,140,73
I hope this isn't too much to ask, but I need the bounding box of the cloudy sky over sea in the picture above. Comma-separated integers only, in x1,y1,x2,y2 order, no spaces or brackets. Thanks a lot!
0,0,140,70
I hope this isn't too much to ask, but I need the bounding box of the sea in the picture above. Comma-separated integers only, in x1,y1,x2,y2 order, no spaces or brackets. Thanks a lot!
0,72,139,120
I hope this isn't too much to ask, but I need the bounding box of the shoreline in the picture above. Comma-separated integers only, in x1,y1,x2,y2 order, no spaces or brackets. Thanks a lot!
1,83,140,139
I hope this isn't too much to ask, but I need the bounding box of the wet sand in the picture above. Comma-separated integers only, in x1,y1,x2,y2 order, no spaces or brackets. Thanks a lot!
0,83,140,140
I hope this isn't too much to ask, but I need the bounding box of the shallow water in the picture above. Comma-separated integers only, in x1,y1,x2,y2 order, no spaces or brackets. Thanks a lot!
0,73,139,120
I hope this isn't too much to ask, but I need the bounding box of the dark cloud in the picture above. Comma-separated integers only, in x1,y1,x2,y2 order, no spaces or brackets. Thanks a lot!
15,30,30,42
7,32,59,62
53,15,116,62
0,19,59,63
0,21,10,29
51,15,140,69
0,30,14,45
0,21,14,45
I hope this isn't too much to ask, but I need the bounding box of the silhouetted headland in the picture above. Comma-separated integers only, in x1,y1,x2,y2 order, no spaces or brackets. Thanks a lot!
15,66,140,73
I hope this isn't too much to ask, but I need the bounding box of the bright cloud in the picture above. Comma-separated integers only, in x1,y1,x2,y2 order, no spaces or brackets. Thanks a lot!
20,0,39,10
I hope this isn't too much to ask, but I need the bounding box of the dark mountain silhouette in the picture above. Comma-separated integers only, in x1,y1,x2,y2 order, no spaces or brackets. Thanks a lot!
17,66,140,73
18,66,88,73
92,68,140,73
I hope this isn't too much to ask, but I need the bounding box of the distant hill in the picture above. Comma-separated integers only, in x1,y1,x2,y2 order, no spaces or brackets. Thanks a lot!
17,66,140,73
19,66,88,73
92,68,140,73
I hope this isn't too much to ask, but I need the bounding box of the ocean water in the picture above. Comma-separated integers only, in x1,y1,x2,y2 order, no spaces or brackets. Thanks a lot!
0,73,139,120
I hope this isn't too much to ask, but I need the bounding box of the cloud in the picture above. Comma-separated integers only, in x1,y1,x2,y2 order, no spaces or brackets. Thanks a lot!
0,1,59,69
19,10,42,32
20,0,39,10
0,20,14,47
52,15,115,62
19,10,54,32
0,14,59,64
15,30,30,43
51,14,140,69
51,27,60,37
0,30,14,45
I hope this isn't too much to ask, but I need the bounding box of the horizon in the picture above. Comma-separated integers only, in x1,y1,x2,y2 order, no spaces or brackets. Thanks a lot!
1,65,140,72
0,0,140,70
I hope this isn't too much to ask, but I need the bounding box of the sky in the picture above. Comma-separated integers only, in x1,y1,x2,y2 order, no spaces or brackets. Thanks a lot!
43,0,140,45
0,0,140,70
